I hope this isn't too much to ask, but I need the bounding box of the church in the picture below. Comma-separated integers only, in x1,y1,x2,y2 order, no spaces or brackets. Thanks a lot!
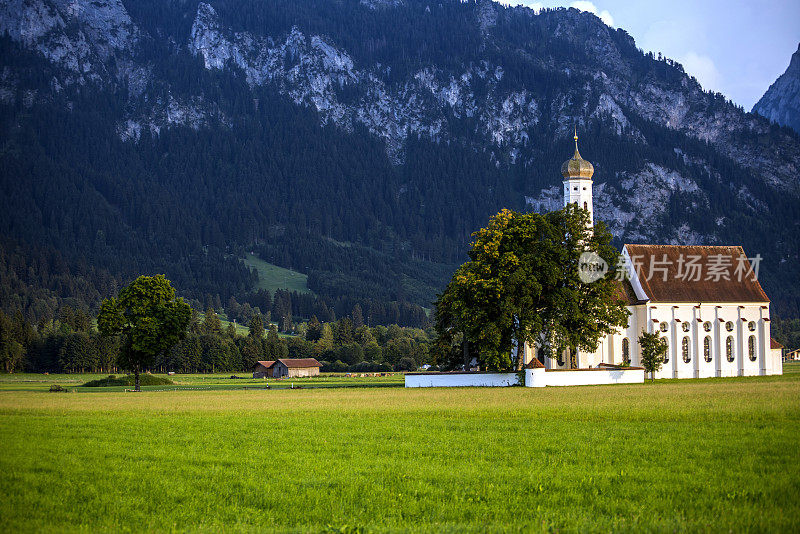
520,134,783,378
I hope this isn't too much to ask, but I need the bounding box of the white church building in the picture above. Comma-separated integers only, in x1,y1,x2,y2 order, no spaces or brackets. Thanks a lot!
520,134,782,378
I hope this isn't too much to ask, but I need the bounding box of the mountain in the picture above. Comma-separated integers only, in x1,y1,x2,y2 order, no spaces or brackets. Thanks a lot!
753,43,800,135
1,0,799,321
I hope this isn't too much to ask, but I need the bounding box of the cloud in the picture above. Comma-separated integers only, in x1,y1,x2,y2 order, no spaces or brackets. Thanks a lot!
569,1,614,27
679,51,723,93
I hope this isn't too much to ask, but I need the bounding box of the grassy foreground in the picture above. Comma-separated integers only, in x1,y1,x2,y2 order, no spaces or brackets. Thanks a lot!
1,372,799,532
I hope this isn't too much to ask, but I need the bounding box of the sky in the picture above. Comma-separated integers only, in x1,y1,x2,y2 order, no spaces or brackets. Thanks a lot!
495,0,800,110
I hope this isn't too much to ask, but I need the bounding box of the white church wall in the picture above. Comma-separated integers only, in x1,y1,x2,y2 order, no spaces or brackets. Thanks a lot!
648,305,674,379
520,304,777,379
642,302,776,379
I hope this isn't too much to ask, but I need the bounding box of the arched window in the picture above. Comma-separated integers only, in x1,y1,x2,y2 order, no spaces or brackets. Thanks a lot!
726,336,734,362
703,321,712,332
660,322,668,332
725,321,734,332
682,337,691,363
583,201,588,210
748,321,756,332
704,336,712,362
748,336,756,361
682,322,690,332
622,338,630,364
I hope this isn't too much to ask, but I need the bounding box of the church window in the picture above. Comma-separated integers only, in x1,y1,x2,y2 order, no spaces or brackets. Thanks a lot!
682,322,690,332
660,322,668,332
582,187,587,191
726,336,734,362
748,321,756,332
704,336,712,362
664,347,669,364
682,337,690,363
622,338,630,364
583,201,588,210
748,336,756,361
703,321,712,332
725,321,734,332
573,186,578,191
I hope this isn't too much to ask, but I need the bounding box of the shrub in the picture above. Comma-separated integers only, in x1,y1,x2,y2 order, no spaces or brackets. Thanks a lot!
319,360,349,373
82,374,174,387
49,384,66,392
396,357,418,372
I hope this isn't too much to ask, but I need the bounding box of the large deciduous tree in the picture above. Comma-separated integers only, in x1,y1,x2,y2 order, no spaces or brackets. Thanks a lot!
97,275,191,391
434,206,629,371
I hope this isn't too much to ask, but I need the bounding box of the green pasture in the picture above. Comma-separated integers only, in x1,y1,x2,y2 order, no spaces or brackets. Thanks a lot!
0,372,405,393
1,369,799,532
243,253,312,294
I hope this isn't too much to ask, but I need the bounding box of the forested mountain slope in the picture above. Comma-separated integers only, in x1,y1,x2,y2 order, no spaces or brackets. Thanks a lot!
1,0,799,320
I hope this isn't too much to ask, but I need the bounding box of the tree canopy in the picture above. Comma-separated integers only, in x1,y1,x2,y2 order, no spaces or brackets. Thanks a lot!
435,206,629,371
97,275,192,390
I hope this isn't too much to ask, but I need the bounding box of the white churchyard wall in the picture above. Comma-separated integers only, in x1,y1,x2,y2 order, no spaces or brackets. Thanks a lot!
525,367,645,387
405,372,519,388
405,368,646,388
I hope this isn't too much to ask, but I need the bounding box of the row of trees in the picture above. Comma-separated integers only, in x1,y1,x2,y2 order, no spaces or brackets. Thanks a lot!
0,282,435,381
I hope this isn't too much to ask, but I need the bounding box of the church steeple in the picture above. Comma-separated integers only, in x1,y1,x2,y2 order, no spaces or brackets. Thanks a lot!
561,129,594,227
561,128,595,179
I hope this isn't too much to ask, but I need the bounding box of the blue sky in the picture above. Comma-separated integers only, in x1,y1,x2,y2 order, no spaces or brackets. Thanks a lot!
496,0,800,109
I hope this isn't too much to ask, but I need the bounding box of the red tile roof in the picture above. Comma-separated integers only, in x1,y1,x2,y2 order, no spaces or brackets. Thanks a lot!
613,278,647,306
771,338,784,350
624,245,769,303
255,361,276,369
524,359,546,369
276,358,321,369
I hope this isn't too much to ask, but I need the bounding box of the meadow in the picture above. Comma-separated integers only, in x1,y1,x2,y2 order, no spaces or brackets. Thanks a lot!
1,367,799,532
243,253,313,294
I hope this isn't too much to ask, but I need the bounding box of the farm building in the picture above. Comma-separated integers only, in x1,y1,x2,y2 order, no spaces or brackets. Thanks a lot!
253,359,322,378
786,348,800,361
272,358,321,378
253,361,276,378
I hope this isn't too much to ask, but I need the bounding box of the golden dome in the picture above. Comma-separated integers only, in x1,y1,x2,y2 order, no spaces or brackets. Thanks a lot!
561,130,594,179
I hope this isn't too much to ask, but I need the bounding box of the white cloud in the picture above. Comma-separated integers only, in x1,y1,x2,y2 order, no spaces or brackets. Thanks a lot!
679,51,723,93
569,1,614,27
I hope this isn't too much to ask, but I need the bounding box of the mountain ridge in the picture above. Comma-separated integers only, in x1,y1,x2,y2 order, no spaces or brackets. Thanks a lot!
753,43,800,135
1,0,798,319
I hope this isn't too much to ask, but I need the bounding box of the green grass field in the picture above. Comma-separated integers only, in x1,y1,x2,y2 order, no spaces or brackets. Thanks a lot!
1,368,799,532
243,253,313,294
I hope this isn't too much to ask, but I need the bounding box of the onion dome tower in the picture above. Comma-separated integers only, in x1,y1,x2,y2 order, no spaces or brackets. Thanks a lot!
561,128,595,227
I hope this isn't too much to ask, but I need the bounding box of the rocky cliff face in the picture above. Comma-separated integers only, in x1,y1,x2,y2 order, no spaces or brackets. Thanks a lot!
753,44,800,135
1,0,799,312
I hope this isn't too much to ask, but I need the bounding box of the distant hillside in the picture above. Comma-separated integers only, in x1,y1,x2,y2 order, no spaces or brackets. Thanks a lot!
753,43,800,135
1,0,799,320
